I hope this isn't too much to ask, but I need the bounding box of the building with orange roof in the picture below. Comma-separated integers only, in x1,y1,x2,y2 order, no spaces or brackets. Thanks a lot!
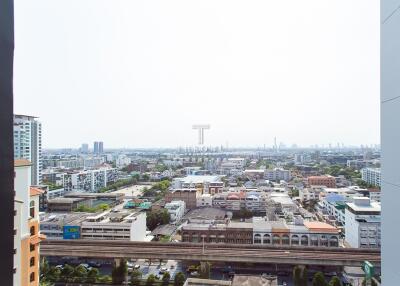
14,161,45,286
308,175,336,188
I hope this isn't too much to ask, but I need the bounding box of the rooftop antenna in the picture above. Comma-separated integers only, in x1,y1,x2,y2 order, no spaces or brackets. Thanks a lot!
192,124,210,145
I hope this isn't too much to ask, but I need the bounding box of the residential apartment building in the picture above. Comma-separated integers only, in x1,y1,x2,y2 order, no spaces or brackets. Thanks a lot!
345,197,381,248
165,200,186,223
361,168,381,187
116,154,131,168
172,175,224,194
264,168,291,182
14,114,42,185
14,160,45,286
62,168,118,192
320,194,347,226
42,156,105,169
308,175,336,188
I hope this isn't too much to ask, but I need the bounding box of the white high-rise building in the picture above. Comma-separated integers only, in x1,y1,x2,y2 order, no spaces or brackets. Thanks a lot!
361,168,381,187
14,114,42,185
345,197,381,248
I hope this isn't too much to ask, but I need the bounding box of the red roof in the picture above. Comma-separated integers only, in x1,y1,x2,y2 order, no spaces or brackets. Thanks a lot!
30,187,44,197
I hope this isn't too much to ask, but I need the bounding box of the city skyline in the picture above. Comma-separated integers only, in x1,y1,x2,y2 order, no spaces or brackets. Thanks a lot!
13,0,379,148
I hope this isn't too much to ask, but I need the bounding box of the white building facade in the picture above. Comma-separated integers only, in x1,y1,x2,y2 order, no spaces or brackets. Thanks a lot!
165,200,186,223
361,168,381,187
345,197,381,248
264,168,291,182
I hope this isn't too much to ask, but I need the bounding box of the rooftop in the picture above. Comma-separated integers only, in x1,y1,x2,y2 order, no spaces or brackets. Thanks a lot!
175,175,222,184
303,221,339,233
346,197,381,212
14,159,32,167
30,187,44,197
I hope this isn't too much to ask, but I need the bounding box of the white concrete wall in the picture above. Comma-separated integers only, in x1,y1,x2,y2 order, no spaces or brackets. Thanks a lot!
14,165,31,237
382,0,400,283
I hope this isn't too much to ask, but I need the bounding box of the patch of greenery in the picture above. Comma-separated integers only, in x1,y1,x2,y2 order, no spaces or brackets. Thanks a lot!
74,203,110,213
99,175,139,193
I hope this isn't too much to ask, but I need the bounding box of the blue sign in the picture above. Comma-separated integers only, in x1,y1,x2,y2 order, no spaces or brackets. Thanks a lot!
63,225,80,239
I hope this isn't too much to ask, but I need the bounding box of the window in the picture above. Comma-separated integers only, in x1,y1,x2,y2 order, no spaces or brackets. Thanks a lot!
282,235,290,245
263,234,271,244
301,235,309,246
30,200,35,218
254,234,261,244
30,257,35,267
30,272,35,282
30,244,35,252
30,226,35,236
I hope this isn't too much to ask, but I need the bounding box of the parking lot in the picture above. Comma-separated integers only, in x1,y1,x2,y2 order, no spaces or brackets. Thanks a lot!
128,259,183,280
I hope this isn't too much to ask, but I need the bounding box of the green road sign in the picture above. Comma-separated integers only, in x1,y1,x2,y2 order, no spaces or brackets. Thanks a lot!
363,261,375,279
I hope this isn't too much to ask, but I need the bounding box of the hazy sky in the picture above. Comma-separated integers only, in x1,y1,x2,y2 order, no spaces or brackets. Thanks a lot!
13,0,380,149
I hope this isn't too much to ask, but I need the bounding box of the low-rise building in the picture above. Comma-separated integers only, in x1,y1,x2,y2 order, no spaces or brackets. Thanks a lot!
197,194,213,207
182,218,340,247
172,175,224,194
253,218,340,247
165,189,198,209
308,175,336,188
40,210,147,241
165,200,186,223
182,221,253,244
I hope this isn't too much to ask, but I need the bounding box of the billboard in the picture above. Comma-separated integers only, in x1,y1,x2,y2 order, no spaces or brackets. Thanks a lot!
63,225,80,239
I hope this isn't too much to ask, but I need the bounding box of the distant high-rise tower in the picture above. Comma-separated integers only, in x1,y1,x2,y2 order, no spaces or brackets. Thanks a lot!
93,141,103,154
99,141,104,153
93,141,99,154
81,143,89,153
13,114,42,185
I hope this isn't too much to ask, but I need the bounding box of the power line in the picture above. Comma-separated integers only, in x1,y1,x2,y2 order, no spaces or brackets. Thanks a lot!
382,3,400,24
381,95,400,104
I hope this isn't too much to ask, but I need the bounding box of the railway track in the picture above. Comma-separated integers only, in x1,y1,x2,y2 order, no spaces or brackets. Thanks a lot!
40,240,381,266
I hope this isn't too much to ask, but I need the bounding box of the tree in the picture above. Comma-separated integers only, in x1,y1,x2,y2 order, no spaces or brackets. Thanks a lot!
146,274,156,286
174,272,185,286
112,259,127,284
312,272,327,286
86,267,100,283
362,278,378,286
328,276,342,286
60,264,74,282
146,209,171,231
131,269,142,286
162,271,171,286
293,265,307,286
301,266,308,286
199,262,211,279
73,265,88,283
